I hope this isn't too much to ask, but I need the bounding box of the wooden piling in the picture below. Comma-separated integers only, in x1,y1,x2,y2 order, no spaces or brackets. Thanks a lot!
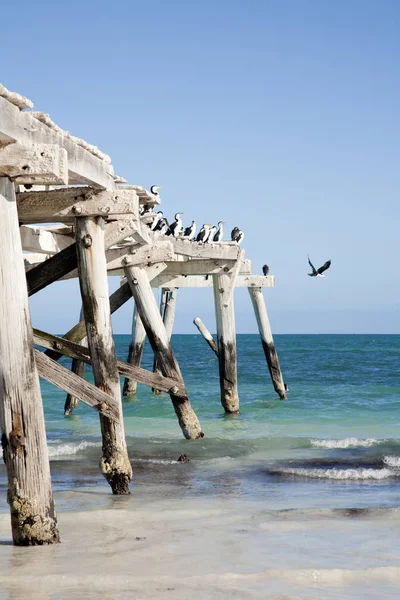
0,177,59,545
122,304,146,396
124,264,204,439
64,306,87,415
213,273,239,413
248,287,287,399
153,288,177,393
193,317,219,356
75,216,132,494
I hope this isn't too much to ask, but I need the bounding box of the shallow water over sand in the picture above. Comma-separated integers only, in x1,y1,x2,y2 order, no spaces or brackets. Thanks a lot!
1,334,400,597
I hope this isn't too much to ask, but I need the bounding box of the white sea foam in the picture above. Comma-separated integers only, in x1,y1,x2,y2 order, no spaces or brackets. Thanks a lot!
47,441,100,458
310,438,381,449
135,458,179,465
277,467,396,480
383,456,400,468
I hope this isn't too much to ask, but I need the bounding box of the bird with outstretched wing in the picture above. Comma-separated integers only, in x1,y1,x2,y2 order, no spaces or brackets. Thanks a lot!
308,256,331,277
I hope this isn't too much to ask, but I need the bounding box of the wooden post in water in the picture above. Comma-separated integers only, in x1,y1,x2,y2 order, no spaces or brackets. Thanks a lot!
122,304,146,396
124,264,204,439
213,273,239,413
248,287,287,399
193,317,219,357
0,178,60,545
64,306,87,414
75,216,132,494
153,288,177,393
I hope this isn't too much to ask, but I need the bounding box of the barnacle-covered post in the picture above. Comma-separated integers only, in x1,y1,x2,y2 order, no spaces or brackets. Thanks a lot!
0,178,60,545
75,216,132,494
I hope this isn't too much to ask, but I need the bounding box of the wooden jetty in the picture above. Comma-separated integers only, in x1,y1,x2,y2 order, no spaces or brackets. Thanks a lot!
0,83,286,545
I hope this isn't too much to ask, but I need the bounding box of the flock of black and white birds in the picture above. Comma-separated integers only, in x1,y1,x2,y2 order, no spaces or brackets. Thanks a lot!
141,186,332,277
139,186,244,244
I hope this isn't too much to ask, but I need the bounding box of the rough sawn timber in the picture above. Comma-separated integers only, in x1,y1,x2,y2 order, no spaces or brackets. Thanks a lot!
0,95,115,188
0,142,68,184
153,288,177,393
33,329,187,397
17,187,138,223
124,265,204,439
26,215,140,296
122,304,147,396
193,317,219,356
64,306,86,415
75,216,132,494
0,177,59,546
34,351,120,421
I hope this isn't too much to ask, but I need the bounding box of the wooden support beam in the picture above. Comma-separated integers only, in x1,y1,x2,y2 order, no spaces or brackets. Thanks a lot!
0,143,68,184
43,262,168,362
169,237,241,260
26,216,140,296
213,273,239,413
75,216,132,495
150,274,275,289
122,305,147,396
193,317,219,356
33,329,187,397
156,258,252,276
0,177,59,546
35,350,120,421
0,96,116,188
17,187,138,223
20,224,74,254
153,289,178,393
248,287,287,400
105,240,174,271
64,306,86,415
124,265,204,439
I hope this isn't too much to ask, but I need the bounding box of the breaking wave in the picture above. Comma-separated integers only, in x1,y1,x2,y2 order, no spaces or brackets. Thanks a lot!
275,467,397,480
383,456,400,468
47,441,100,458
310,438,382,449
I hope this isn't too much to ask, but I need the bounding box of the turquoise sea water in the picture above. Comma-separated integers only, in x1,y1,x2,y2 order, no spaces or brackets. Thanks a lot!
1,334,400,512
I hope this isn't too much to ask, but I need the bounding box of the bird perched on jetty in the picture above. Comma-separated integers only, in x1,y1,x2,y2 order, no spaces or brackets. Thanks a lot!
213,221,225,242
150,211,164,231
262,264,269,276
206,225,217,242
196,224,211,243
307,256,331,277
166,212,184,237
156,218,169,234
231,227,244,244
150,185,162,196
140,203,153,216
183,220,196,239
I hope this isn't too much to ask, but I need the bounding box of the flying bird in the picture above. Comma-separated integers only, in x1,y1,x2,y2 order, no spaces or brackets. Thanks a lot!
262,264,269,276
307,256,331,277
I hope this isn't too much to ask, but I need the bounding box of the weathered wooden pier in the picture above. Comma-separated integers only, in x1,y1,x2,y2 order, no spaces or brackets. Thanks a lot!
0,83,286,545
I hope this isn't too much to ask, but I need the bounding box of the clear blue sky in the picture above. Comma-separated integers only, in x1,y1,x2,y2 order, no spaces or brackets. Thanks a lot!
3,0,400,333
